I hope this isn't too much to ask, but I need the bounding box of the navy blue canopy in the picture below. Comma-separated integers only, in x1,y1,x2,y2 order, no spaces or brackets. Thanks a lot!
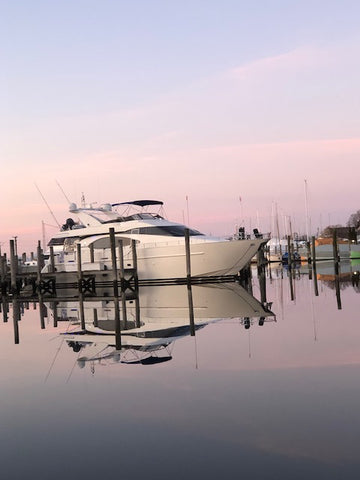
111,200,163,207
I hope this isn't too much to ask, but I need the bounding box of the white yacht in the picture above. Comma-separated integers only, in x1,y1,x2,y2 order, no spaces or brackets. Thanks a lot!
45,200,267,279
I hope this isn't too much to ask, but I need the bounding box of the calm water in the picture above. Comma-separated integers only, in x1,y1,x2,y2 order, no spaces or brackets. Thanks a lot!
1,261,359,480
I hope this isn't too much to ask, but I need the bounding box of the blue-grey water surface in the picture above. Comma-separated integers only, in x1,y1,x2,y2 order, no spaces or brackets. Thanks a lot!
1,261,359,480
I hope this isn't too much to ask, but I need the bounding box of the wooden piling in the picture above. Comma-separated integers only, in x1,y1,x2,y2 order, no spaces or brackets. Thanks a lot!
10,239,17,293
49,246,55,273
185,228,195,336
0,254,7,287
36,241,43,281
287,235,292,266
89,243,95,263
311,236,316,263
332,229,339,262
306,241,311,263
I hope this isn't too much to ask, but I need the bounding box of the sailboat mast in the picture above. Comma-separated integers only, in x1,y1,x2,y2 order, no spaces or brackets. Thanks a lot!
304,179,310,241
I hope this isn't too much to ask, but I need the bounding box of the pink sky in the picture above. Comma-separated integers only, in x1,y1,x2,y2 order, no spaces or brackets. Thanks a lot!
1,34,360,254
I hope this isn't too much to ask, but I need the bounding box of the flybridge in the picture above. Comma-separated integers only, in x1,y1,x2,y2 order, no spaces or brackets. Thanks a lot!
69,200,164,213
67,200,166,227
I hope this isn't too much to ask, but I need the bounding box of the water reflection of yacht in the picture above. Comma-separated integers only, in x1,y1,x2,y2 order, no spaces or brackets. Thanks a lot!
45,200,267,279
58,283,275,367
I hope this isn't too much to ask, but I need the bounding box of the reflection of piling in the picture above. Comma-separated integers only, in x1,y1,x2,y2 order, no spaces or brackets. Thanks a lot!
118,238,128,331
258,264,267,304
93,308,98,327
109,228,121,349
306,241,311,263
335,263,342,310
39,300,47,329
51,301,58,327
37,241,45,329
311,237,319,296
289,268,294,301
76,243,85,330
131,240,141,328
2,298,8,323
12,297,20,344
185,228,195,336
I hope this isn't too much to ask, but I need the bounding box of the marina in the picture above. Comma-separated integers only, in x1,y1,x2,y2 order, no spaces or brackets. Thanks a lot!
3,2,360,477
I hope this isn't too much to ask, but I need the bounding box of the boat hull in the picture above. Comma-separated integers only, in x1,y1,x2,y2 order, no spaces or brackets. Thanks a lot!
50,237,266,279
131,238,265,279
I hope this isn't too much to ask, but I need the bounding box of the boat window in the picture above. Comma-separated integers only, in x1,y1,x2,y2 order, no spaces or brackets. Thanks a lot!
124,226,204,236
48,236,81,246
48,237,65,246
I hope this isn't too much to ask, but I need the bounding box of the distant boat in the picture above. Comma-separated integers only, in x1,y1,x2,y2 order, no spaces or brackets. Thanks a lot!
350,244,360,259
298,237,350,260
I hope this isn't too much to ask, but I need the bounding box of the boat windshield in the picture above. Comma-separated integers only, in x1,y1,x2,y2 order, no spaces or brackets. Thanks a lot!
123,226,204,236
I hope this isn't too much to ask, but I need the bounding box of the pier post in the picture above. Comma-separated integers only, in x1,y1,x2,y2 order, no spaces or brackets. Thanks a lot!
311,236,317,264
49,246,55,273
185,228,195,336
0,254,7,292
10,239,18,293
89,243,95,263
332,229,339,262
118,238,128,331
287,235,291,265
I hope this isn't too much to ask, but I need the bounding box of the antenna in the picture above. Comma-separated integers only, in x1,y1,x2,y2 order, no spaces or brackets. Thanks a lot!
185,195,190,225
55,179,71,205
34,183,61,228
304,179,310,241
